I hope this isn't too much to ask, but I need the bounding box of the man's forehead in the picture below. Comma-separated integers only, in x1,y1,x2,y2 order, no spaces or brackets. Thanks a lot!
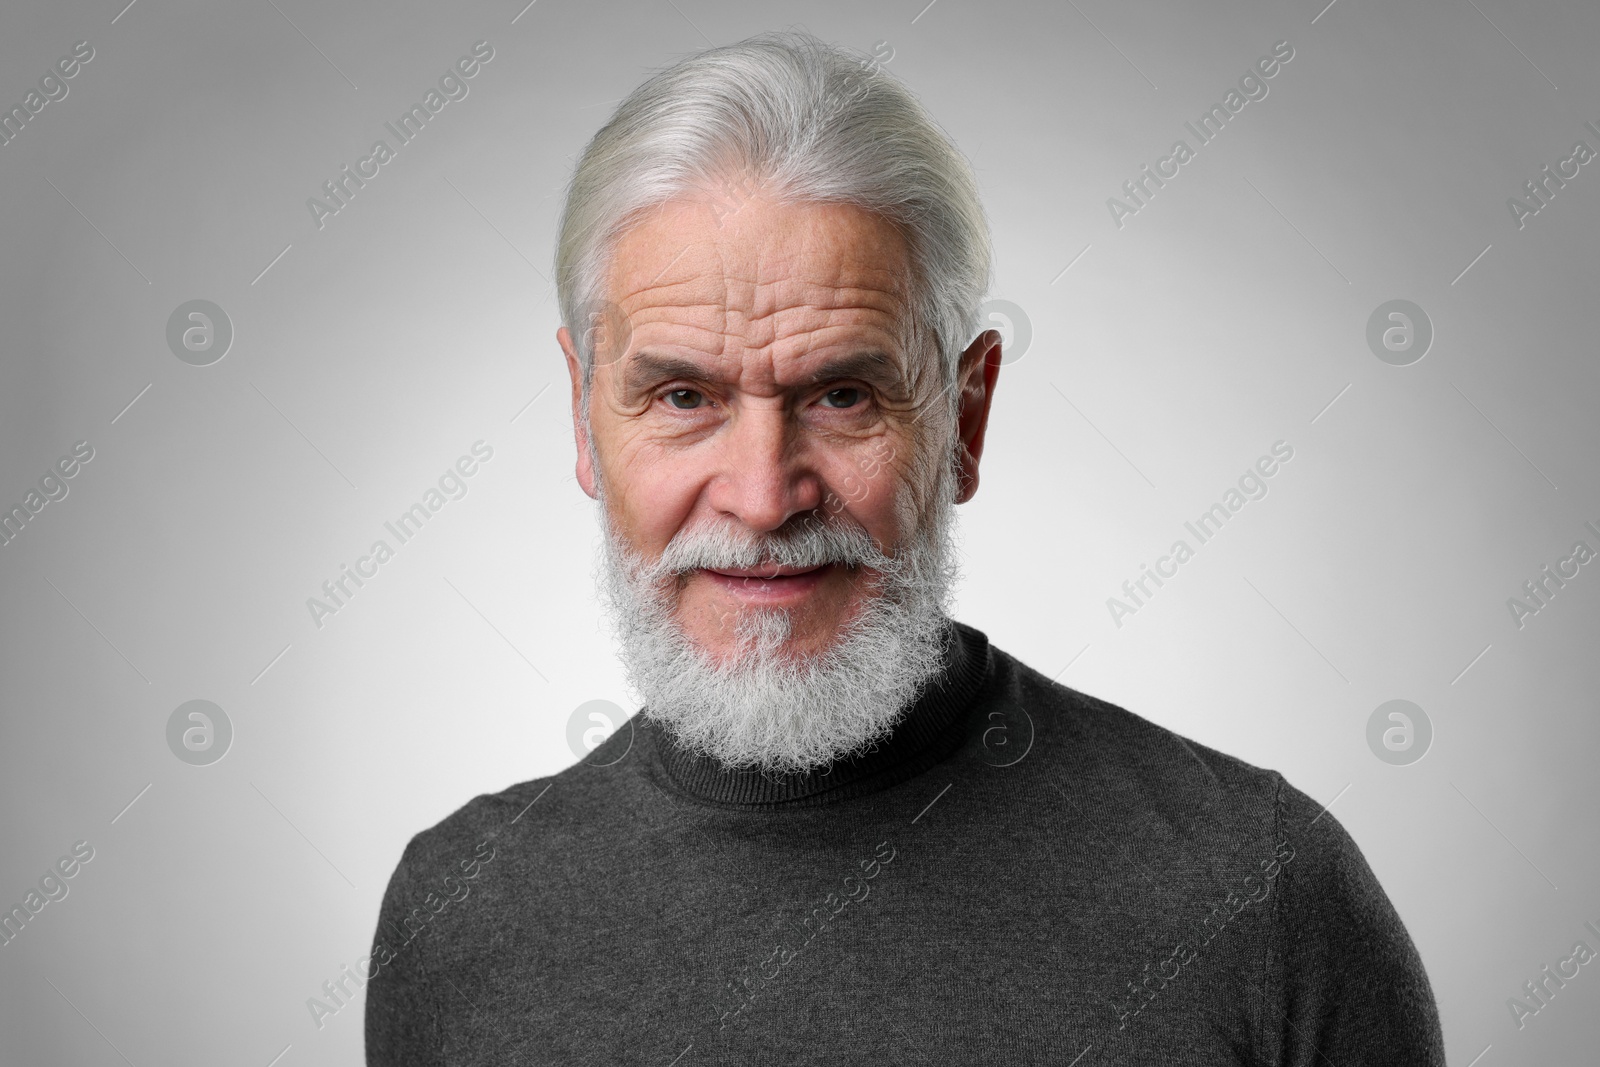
604,197,915,331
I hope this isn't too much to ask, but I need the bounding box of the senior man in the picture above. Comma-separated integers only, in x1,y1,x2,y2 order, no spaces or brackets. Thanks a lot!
366,31,1443,1065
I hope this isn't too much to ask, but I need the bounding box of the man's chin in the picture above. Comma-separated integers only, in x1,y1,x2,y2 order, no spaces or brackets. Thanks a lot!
680,609,823,670
594,492,959,774
682,588,880,668
688,562,880,633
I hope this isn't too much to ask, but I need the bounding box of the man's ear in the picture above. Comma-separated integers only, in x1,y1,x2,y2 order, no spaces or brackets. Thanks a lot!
558,326,598,499
953,328,1003,504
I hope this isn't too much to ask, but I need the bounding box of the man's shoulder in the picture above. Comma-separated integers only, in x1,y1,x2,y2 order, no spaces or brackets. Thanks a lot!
993,643,1287,801
980,639,1352,855
991,640,1401,915
397,746,624,875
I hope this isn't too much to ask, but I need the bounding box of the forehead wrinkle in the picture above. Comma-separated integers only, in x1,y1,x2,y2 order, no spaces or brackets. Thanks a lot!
604,199,920,394
744,259,913,371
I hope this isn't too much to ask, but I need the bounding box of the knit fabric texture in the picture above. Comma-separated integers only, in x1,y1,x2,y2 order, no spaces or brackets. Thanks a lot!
365,619,1445,1065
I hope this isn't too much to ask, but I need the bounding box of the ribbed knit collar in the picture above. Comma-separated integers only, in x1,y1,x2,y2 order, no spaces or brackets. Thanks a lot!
637,618,993,810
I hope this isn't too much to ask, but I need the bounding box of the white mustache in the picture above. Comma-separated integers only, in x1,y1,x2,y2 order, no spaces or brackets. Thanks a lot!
645,512,900,582
590,439,963,775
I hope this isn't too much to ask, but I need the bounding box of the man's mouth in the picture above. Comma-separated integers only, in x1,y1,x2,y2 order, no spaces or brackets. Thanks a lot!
706,563,827,579
698,562,835,600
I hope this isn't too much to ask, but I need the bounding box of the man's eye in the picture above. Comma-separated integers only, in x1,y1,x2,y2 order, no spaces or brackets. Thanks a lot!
664,389,704,409
821,387,865,409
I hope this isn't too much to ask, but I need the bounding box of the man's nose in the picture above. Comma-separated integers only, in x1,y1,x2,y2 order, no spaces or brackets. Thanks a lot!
707,405,823,534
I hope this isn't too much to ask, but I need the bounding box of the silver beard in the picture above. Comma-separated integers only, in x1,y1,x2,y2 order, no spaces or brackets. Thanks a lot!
590,427,964,776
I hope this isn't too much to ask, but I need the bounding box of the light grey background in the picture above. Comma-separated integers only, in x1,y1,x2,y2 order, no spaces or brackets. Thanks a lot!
2,0,1597,1064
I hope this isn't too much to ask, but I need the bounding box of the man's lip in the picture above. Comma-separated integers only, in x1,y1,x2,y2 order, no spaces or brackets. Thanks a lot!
703,563,829,579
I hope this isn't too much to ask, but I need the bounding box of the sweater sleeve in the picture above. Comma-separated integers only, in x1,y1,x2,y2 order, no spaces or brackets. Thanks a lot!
365,838,445,1067
1260,778,1445,1067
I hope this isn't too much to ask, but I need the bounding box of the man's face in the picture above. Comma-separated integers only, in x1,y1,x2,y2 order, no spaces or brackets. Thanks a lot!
562,193,951,663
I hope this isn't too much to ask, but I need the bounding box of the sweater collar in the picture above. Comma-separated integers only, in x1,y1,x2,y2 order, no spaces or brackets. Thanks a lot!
637,618,992,809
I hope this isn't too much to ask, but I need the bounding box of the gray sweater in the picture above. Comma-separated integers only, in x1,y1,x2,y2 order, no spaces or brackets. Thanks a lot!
365,620,1444,1065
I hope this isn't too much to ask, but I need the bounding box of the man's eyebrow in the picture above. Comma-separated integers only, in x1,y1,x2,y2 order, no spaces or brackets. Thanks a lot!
804,351,899,386
620,350,903,393
621,353,712,395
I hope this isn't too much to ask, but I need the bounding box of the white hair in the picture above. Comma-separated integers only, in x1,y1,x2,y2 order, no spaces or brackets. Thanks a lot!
554,29,992,431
